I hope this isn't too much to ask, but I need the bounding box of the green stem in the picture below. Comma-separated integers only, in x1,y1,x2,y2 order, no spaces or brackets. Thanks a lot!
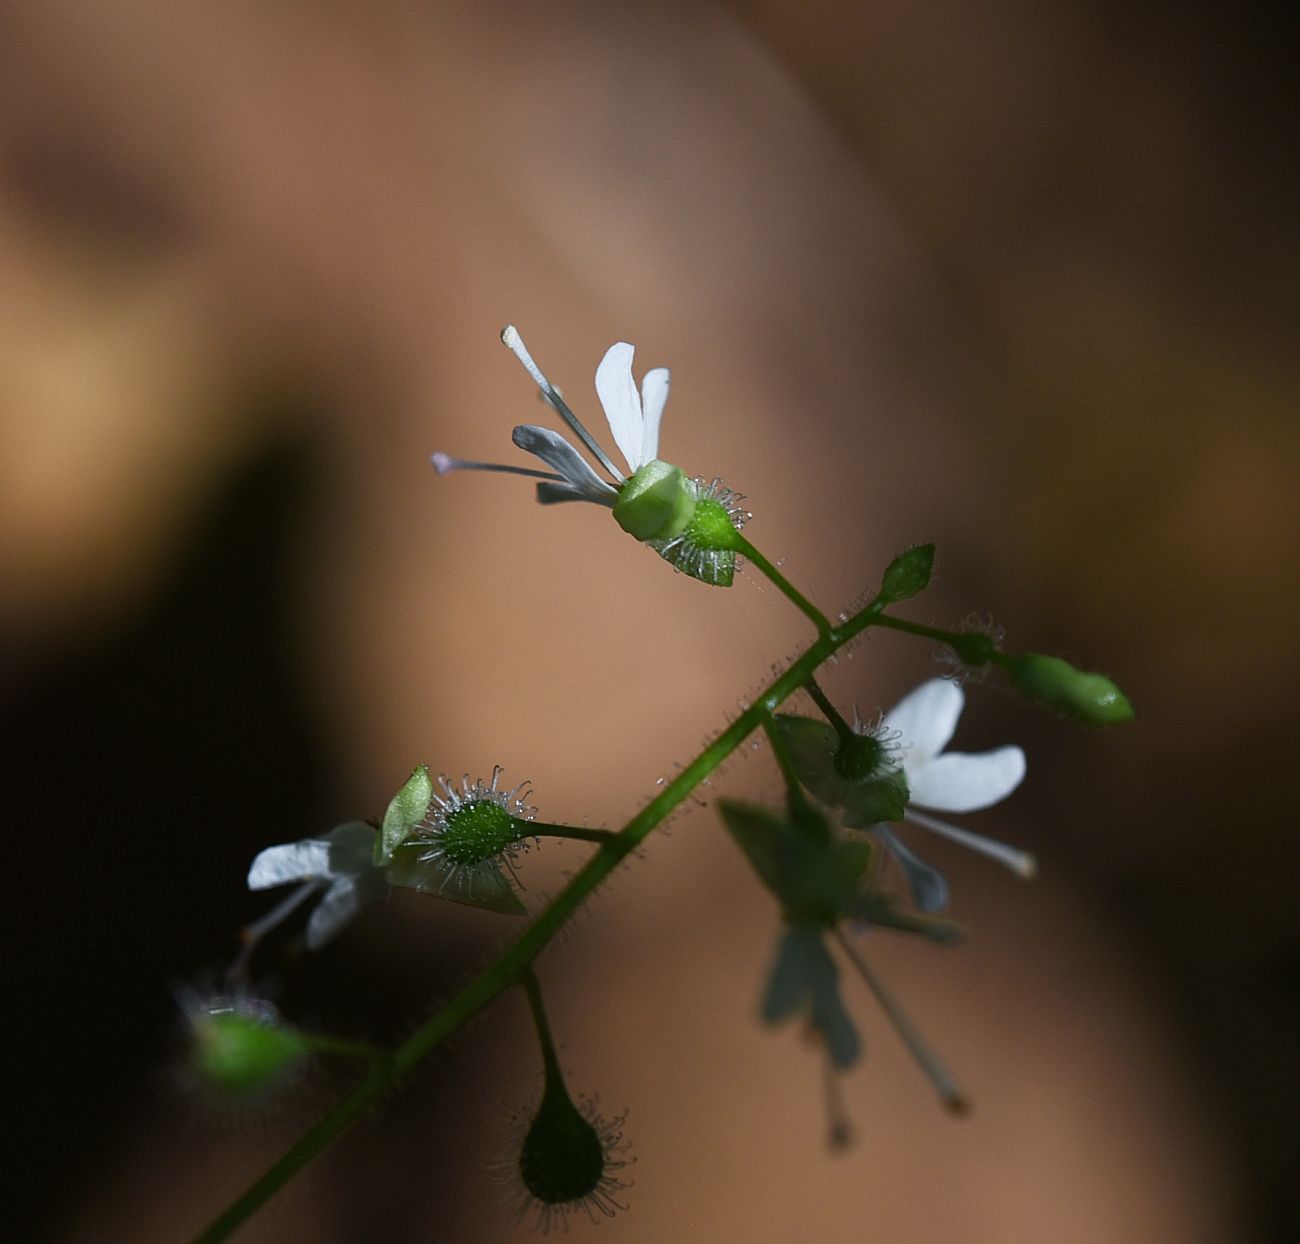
804,676,852,738
527,821,617,845
733,534,831,636
190,596,886,1244
305,1035,388,1063
833,929,967,1114
871,614,1011,669
520,966,563,1084
759,716,818,826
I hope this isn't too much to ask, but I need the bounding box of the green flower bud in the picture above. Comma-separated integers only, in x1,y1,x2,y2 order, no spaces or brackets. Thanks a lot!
612,459,694,540
376,764,434,864
1011,653,1135,726
189,998,309,1100
879,543,935,603
521,1085,606,1208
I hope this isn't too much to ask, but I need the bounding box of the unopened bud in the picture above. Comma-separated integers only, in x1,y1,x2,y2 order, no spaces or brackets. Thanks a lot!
878,544,934,604
507,1084,632,1230
377,764,434,863
188,997,309,1100
1011,653,1134,726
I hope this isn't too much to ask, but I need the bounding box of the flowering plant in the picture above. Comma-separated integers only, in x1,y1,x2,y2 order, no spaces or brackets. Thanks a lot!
186,331,1131,1241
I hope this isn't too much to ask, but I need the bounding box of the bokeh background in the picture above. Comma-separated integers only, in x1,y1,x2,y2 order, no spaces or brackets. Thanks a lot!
3,2,1295,1241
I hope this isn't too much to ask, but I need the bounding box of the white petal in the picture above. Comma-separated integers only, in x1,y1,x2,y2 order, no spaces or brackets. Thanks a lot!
305,872,388,949
594,342,644,473
248,839,333,889
536,481,616,508
511,425,617,499
305,878,361,949
325,820,379,874
909,746,1026,812
639,367,669,465
884,678,964,767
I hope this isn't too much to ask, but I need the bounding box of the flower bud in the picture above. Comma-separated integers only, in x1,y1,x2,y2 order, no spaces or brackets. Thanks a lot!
188,996,309,1101
1010,653,1134,726
878,543,934,604
506,1085,632,1230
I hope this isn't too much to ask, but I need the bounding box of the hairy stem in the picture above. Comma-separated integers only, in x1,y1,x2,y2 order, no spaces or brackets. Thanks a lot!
733,534,831,636
190,597,887,1243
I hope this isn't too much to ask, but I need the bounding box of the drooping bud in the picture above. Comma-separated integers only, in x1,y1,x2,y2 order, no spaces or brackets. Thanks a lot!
507,1083,632,1230
1010,653,1134,726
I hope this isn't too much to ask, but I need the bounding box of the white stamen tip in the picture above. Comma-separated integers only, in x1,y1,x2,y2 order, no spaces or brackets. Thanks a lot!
904,809,1038,880
500,324,519,348
430,452,457,475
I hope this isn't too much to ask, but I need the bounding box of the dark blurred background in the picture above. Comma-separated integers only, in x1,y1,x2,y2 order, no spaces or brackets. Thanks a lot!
2,2,1295,1241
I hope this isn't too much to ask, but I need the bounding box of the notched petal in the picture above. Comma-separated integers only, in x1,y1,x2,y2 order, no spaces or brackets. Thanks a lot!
594,342,643,474
908,746,1026,813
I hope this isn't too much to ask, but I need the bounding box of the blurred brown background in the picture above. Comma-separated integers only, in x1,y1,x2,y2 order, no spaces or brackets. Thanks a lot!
2,1,1295,1241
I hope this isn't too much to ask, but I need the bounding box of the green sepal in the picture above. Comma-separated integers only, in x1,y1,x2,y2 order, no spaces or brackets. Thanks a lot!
773,714,910,826
879,543,935,603
376,765,434,865
385,842,526,915
1010,653,1135,726
839,767,910,829
720,799,872,927
613,459,693,540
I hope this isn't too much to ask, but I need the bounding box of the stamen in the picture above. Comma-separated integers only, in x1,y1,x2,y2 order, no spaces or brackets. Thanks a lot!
430,452,562,482
228,880,324,982
500,325,626,483
821,1052,855,1151
904,810,1038,879
834,931,969,1115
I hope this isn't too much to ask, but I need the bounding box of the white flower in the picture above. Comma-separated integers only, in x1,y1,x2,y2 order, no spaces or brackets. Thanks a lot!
434,328,748,586
247,821,387,950
874,678,1034,912
431,326,668,508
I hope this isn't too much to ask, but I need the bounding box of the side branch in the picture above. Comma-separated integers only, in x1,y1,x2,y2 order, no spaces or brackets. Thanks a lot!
190,597,885,1243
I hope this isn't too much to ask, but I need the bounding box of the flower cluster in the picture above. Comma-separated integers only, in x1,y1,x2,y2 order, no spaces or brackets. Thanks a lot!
197,329,1134,1240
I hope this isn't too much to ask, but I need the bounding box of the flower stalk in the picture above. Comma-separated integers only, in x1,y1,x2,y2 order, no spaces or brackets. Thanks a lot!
190,591,893,1244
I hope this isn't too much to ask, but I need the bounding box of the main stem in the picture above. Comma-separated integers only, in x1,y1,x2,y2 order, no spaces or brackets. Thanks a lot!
190,600,884,1243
